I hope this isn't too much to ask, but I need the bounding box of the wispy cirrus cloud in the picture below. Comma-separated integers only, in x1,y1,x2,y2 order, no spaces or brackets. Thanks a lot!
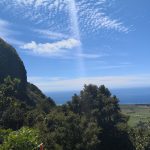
28,74,150,92
94,64,132,70
78,0,129,33
34,29,69,40
0,0,129,34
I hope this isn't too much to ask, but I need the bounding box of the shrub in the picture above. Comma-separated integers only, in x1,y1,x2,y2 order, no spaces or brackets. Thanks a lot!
0,127,39,150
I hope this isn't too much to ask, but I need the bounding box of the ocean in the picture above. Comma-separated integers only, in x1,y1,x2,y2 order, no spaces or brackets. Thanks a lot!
46,87,150,105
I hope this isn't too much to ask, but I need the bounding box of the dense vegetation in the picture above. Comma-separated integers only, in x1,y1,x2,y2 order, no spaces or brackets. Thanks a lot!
0,38,150,150
0,78,150,150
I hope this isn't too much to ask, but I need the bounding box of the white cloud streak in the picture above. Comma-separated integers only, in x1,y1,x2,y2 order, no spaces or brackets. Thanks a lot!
94,64,132,70
21,38,81,56
21,39,103,59
28,74,150,92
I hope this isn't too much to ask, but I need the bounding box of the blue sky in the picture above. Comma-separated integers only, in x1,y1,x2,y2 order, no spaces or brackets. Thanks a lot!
0,0,150,92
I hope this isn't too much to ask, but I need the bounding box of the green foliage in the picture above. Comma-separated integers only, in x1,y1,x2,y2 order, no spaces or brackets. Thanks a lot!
0,76,55,130
68,84,133,150
1,105,26,130
38,109,101,150
68,84,122,126
24,109,46,127
81,121,101,150
27,82,56,107
0,38,138,150
0,77,27,130
0,129,12,144
129,122,150,150
0,75,135,150
0,76,21,98
0,127,39,150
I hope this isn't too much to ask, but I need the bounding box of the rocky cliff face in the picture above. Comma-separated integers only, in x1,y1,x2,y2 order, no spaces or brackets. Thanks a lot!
0,38,27,90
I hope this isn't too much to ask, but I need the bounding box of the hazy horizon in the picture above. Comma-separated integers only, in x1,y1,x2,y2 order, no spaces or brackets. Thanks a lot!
46,87,150,104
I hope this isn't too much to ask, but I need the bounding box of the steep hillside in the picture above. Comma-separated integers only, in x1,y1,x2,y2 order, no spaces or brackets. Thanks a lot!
26,82,55,107
0,38,27,90
0,38,55,107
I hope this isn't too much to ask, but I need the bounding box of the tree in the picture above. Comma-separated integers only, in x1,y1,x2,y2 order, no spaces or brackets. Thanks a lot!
0,76,21,98
1,101,27,130
38,109,101,150
0,77,27,130
68,84,134,150
24,109,46,127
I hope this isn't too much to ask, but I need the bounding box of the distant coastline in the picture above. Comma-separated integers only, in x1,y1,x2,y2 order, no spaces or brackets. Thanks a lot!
46,87,150,105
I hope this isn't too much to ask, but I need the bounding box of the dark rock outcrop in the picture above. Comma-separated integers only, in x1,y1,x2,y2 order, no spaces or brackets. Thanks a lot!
0,38,27,91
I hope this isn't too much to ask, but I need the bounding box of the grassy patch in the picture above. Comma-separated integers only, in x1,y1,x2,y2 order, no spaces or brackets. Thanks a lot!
121,104,150,127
